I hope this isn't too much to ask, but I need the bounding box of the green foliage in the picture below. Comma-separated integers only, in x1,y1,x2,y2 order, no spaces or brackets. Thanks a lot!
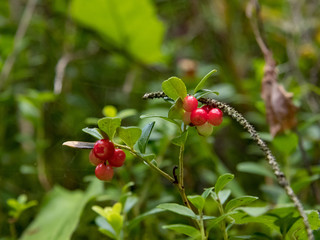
70,0,164,63
118,126,142,149
7,195,37,220
162,77,187,101
215,173,234,194
21,179,103,240
98,117,122,140
137,121,155,154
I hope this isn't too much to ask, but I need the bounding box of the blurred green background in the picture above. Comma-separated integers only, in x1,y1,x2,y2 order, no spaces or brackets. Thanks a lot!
1,0,320,239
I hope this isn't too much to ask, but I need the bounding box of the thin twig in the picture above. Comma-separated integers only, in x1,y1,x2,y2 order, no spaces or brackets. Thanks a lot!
0,0,38,90
143,92,314,240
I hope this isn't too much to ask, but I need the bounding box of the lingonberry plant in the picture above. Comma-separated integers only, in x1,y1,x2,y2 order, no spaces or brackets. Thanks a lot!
63,70,318,240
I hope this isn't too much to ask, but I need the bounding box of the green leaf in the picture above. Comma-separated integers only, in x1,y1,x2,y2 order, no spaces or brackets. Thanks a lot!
168,98,184,119
21,179,103,240
95,216,117,238
128,208,165,230
207,211,236,232
137,122,155,154
70,0,164,64
193,89,219,99
172,131,188,146
157,203,197,219
202,187,214,199
162,77,187,101
163,224,201,238
218,189,231,205
118,127,142,148
98,117,121,140
215,173,234,194
187,195,205,211
140,114,181,128
237,162,275,178
225,196,258,213
123,196,138,214
82,127,104,139
194,69,217,93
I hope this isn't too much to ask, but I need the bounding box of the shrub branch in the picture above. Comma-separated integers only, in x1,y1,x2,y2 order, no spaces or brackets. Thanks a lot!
143,91,314,240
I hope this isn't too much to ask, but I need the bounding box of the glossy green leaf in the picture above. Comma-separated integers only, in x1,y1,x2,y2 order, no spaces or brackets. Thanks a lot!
70,0,164,63
194,69,217,93
218,189,231,205
187,195,205,211
21,179,103,240
118,127,142,148
172,131,188,146
82,127,104,139
123,196,138,214
201,187,214,199
225,196,258,213
215,173,234,194
157,203,197,219
162,77,187,101
193,89,219,99
137,121,155,153
163,224,201,238
98,117,121,140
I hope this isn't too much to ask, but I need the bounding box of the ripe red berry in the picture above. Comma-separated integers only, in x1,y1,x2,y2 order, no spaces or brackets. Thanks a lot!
183,96,198,112
201,105,212,113
196,122,213,136
190,108,208,126
208,108,223,126
93,139,115,160
89,149,104,166
108,149,126,167
95,163,114,181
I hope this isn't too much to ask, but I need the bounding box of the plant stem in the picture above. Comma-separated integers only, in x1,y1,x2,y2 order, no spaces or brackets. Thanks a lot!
113,143,175,183
9,220,17,240
217,199,228,240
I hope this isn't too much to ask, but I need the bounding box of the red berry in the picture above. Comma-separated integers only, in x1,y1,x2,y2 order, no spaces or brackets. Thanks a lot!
196,122,213,136
108,149,126,167
183,96,198,112
95,163,114,181
93,139,115,160
201,105,212,113
182,111,191,125
208,108,223,126
190,108,208,126
89,149,104,166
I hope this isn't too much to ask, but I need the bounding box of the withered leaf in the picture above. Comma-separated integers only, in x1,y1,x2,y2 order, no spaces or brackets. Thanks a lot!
62,141,95,149
261,56,297,137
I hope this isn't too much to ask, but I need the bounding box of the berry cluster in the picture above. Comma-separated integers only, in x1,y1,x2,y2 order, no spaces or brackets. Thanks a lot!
89,139,126,181
182,96,223,136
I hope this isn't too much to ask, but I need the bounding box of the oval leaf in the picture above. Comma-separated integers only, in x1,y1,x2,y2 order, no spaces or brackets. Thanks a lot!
187,195,205,211
140,114,181,128
157,203,197,219
162,77,187,101
62,141,94,149
163,224,201,238
118,127,142,149
82,127,104,139
137,122,155,154
98,117,121,140
225,196,258,213
194,69,217,93
215,173,234,194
